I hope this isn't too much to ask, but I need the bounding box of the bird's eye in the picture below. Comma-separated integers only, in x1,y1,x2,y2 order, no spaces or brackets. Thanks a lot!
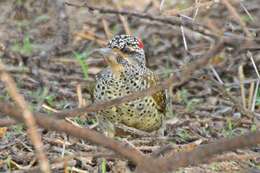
121,46,131,53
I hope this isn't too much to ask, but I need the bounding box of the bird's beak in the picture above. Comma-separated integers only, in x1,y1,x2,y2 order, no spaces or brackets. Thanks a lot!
94,48,117,64
95,48,116,57
94,48,124,78
95,48,130,62
94,48,134,67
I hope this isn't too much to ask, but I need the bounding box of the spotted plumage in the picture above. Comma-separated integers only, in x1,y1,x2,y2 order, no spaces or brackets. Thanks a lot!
94,35,166,132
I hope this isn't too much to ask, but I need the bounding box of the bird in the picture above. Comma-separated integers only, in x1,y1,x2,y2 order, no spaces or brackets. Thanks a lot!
93,35,166,135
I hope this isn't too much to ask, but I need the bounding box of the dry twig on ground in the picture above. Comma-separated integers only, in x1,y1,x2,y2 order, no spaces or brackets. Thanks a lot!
0,118,17,127
0,61,51,173
1,101,260,172
221,0,252,37
65,1,218,39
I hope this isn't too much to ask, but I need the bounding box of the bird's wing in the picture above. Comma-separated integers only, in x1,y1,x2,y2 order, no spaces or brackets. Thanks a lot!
144,72,167,114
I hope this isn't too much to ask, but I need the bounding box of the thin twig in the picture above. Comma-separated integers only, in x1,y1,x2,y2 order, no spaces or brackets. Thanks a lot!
65,1,218,39
74,32,106,46
248,81,255,110
252,81,259,112
0,61,51,173
0,101,160,173
221,0,252,37
1,101,260,173
240,2,254,22
114,2,131,35
0,118,17,127
224,78,259,87
181,25,188,51
76,84,85,108
163,1,214,17
210,65,224,84
211,77,254,119
192,0,200,20
248,51,260,112
239,65,247,109
155,131,260,172
102,18,113,40
159,0,165,12
248,51,260,79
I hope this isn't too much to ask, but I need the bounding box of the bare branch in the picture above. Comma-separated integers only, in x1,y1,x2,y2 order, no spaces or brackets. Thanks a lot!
153,130,260,172
65,1,218,39
0,61,51,173
1,101,260,173
222,0,252,37
0,101,161,173
0,118,17,127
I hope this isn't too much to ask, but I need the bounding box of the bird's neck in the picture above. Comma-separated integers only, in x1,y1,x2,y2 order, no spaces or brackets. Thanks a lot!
110,63,124,78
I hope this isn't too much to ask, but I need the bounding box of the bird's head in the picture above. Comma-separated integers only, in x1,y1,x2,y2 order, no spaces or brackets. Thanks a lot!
99,35,146,66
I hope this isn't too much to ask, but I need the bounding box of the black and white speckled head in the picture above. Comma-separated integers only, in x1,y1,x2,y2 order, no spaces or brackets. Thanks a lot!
107,35,146,66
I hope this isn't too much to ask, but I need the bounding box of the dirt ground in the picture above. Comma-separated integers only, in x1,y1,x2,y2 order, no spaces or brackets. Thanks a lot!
0,0,260,172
